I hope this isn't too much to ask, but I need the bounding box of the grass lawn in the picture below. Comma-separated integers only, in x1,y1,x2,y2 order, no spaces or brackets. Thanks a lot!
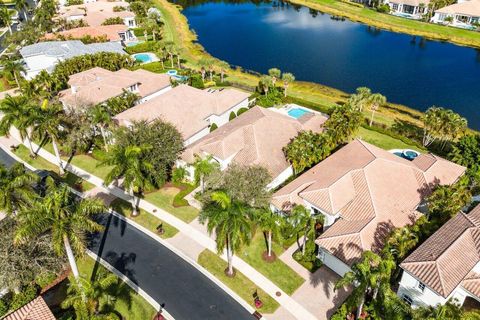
197,250,280,313
239,231,304,295
110,198,179,239
12,145,95,191
356,127,424,152
144,186,199,223
68,154,112,180
77,256,157,320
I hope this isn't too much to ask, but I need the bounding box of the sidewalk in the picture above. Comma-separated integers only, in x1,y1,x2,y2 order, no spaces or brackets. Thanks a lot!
6,138,319,320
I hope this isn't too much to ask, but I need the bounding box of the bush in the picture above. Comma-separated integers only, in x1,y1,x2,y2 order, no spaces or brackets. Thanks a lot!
113,5,126,12
229,111,236,121
190,74,205,89
210,123,218,132
35,272,57,289
0,300,8,317
131,27,145,37
138,61,165,73
65,0,83,6
9,284,38,312
237,107,249,116
204,80,216,87
124,41,156,54
292,240,323,272
377,4,390,12
101,17,124,26
91,147,108,161
172,167,187,183
172,183,195,207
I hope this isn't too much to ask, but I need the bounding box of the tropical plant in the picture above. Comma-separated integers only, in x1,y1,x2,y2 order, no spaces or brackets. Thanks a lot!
385,226,419,262
1,58,25,88
101,16,124,26
449,134,480,168
199,191,252,277
15,0,29,21
324,103,363,145
192,154,220,193
0,163,37,216
89,105,112,151
15,182,104,280
217,61,229,83
367,93,387,126
422,107,467,148
254,208,282,259
289,205,313,255
268,68,281,87
281,72,295,97
412,299,463,320
0,7,14,34
259,75,273,96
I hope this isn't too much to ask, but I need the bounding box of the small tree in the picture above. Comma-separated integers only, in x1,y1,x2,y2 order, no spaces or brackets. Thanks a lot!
367,93,387,126
254,208,282,260
281,73,295,97
192,154,220,193
259,75,273,96
0,163,37,216
290,204,312,255
89,105,112,152
268,68,281,87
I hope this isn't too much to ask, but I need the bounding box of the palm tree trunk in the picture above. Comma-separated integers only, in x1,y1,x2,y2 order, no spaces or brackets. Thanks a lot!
170,55,174,68
24,133,35,157
302,231,307,255
200,175,204,193
267,230,272,257
64,235,80,279
13,72,20,88
23,11,28,22
356,293,365,319
369,109,376,126
100,126,109,152
52,138,65,175
284,84,288,97
177,55,181,68
209,71,213,82
130,187,139,217
221,71,224,83
152,32,156,42
226,235,234,276
7,24,11,35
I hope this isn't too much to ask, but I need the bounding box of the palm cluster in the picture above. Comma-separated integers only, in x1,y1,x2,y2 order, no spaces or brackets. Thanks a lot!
422,106,468,148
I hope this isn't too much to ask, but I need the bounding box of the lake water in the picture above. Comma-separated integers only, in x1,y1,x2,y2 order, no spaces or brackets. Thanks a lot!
177,0,480,129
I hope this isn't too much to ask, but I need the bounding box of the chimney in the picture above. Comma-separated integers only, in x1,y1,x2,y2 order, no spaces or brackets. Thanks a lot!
71,85,77,94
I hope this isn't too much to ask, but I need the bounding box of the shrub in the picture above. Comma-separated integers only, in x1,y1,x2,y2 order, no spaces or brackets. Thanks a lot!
91,147,108,161
236,107,248,116
125,41,156,54
377,4,390,12
190,74,205,89
138,61,164,73
229,111,236,121
210,123,218,132
65,0,83,6
113,5,126,12
172,183,195,207
35,272,57,289
172,167,187,184
0,300,8,317
101,17,124,26
9,284,38,312
131,27,145,37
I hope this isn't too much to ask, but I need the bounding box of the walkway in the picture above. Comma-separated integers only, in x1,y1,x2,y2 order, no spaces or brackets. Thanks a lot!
2,137,319,320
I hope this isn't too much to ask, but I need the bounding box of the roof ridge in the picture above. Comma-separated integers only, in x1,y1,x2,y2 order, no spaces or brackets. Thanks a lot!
435,260,447,297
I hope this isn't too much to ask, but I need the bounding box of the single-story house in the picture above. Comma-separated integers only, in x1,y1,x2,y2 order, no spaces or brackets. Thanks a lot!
398,204,480,309
44,25,135,43
2,296,55,320
431,0,480,27
59,67,172,109
57,0,136,28
270,139,466,277
19,40,125,80
387,0,430,19
180,106,328,189
113,84,251,146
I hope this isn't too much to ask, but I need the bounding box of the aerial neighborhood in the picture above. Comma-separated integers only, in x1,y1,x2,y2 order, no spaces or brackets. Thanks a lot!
0,0,479,319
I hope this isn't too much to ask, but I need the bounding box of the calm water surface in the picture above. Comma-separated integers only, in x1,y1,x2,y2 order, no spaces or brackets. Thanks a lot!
179,0,480,129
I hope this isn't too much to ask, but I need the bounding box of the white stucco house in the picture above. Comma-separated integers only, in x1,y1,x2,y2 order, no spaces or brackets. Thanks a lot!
113,84,251,146
431,0,480,28
19,41,125,80
398,204,480,309
270,139,466,277
180,106,328,190
387,0,430,19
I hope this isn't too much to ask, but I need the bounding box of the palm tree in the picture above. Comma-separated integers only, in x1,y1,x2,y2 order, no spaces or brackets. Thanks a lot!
367,93,386,126
0,95,37,156
89,105,111,152
349,87,372,111
281,73,295,97
192,154,219,193
15,0,29,22
102,144,154,216
260,75,273,96
32,101,66,174
413,299,463,320
164,41,175,68
0,163,37,216
386,227,418,261
199,191,252,277
15,182,104,280
1,59,25,88
0,7,13,34
254,208,282,259
217,61,229,83
290,204,312,255
268,68,281,87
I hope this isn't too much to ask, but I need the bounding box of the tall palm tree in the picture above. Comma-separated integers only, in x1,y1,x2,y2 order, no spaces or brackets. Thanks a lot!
260,75,273,96
290,204,312,255
281,73,295,98
15,0,29,22
413,299,463,320
268,68,281,87
15,182,104,280
192,154,219,193
254,208,282,259
0,163,37,216
32,101,66,174
1,59,25,88
0,95,37,156
199,191,252,277
102,144,154,216
349,87,372,111
367,93,386,126
386,227,418,262
217,61,229,83
0,7,13,34
89,105,111,152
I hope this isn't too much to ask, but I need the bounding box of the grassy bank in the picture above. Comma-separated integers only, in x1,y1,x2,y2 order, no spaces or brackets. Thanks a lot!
290,0,480,48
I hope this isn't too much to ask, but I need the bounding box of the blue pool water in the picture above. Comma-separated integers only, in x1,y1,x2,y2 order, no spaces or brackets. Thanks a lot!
134,53,153,63
177,0,480,129
288,108,310,119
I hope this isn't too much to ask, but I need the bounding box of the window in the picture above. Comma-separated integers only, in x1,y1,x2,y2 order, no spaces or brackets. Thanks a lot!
392,3,398,11
402,294,413,306
417,281,426,292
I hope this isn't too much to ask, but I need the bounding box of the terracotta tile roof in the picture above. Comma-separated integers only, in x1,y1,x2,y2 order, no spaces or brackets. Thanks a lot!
271,139,466,266
113,85,251,141
44,24,128,42
401,205,480,298
181,106,328,177
59,67,171,107
2,296,55,320
436,0,480,16
389,0,431,7
58,1,134,27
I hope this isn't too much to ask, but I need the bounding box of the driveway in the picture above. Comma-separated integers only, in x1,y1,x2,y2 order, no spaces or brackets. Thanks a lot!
89,214,254,320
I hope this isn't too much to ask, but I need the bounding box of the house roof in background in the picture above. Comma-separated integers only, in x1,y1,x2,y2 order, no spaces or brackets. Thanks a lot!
2,296,55,320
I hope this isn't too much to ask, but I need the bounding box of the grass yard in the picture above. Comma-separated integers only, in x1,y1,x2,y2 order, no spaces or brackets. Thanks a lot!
356,127,424,151
110,198,179,239
197,250,280,313
77,256,157,320
68,154,112,180
239,231,304,295
144,186,199,223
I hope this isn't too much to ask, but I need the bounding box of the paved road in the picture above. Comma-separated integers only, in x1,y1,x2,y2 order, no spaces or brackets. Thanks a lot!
89,214,254,320
0,146,16,168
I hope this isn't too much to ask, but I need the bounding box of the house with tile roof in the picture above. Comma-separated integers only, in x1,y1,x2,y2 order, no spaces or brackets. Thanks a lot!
270,139,466,277
398,204,480,309
386,0,430,19
113,84,251,146
58,67,172,109
2,296,55,320
180,106,328,189
431,0,480,28
44,25,135,43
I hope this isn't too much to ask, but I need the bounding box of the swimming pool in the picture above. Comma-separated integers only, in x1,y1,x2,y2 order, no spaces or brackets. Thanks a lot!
133,53,153,63
391,149,420,161
287,108,311,119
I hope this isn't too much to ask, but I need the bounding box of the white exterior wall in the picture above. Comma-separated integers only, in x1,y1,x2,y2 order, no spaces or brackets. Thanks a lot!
184,127,211,147
397,271,448,308
137,86,172,104
124,17,136,28
66,14,84,22
319,249,352,277
206,98,248,128
267,166,294,190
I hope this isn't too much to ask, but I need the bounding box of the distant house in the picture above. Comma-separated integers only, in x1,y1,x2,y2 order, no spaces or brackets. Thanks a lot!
2,296,55,320
19,40,125,80
57,1,136,28
180,106,328,189
398,204,480,309
270,139,465,277
431,0,480,28
387,0,430,19
113,84,251,146
44,25,135,43
58,67,172,109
